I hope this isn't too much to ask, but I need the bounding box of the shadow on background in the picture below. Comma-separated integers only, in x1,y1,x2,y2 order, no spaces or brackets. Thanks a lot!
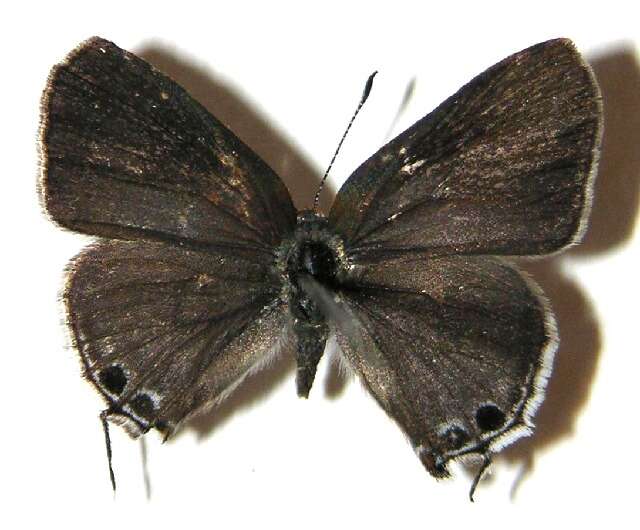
573,47,640,256
503,44,640,499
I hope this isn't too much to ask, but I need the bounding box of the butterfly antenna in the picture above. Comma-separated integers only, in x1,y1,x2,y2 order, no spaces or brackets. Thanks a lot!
100,410,117,493
469,453,492,502
313,71,378,212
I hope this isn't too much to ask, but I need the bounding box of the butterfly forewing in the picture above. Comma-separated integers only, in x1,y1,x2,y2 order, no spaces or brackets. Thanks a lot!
329,39,601,258
41,37,296,251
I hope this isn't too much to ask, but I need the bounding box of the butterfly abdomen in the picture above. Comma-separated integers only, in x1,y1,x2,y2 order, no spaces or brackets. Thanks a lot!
276,211,351,397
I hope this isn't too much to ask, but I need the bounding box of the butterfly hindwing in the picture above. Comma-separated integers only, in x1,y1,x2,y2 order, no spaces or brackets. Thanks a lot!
41,37,296,251
304,254,552,476
329,38,601,259
66,240,289,435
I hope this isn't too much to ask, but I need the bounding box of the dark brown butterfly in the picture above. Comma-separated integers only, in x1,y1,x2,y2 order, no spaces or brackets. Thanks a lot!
39,37,602,498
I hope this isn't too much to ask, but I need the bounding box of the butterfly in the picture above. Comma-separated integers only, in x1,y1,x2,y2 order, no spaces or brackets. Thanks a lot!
39,37,602,498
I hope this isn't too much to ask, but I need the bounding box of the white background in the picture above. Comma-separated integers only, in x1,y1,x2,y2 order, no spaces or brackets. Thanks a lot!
2,1,638,527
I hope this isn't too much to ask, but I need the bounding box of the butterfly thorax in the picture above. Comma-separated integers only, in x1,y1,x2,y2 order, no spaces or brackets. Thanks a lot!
276,210,350,398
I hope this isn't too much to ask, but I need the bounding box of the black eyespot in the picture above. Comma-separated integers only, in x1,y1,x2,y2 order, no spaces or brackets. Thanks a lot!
475,404,506,432
130,393,156,419
98,365,127,395
442,425,470,450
